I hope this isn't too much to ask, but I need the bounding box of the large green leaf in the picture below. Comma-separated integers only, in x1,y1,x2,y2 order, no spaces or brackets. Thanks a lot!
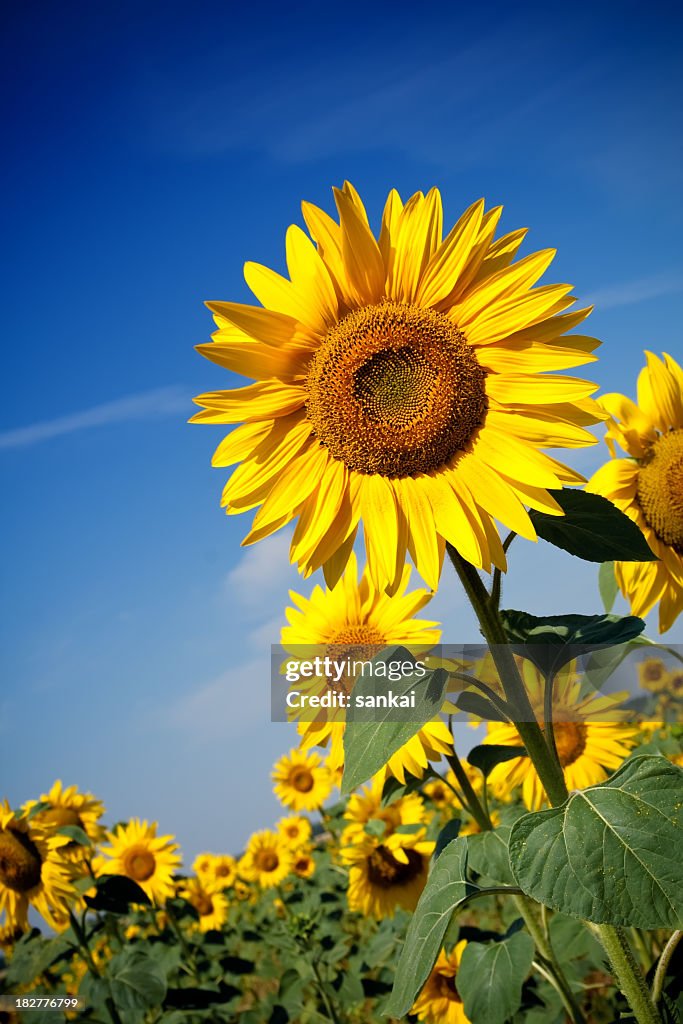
467,827,514,886
499,608,645,677
529,488,657,562
107,950,167,1011
385,838,473,1017
457,931,535,1024
509,756,683,929
341,647,448,794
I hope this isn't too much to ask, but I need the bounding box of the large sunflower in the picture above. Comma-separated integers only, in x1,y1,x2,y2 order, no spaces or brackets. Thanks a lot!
284,552,452,781
587,352,683,632
93,819,181,904
343,827,433,919
485,663,638,809
192,183,602,592
272,748,333,811
342,776,426,846
411,942,471,1024
0,801,75,931
24,781,106,862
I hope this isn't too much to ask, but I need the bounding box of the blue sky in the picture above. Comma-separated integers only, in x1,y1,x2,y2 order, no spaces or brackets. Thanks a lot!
2,0,682,863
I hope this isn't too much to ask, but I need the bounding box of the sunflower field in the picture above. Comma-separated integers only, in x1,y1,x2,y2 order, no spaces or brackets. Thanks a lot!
2,185,683,1024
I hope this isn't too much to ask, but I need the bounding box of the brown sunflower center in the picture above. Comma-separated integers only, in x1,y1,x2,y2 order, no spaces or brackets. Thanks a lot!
255,850,279,873
434,971,462,1002
123,847,156,882
553,721,587,767
194,893,214,916
306,301,487,477
0,829,42,893
366,845,423,888
636,429,683,552
39,807,85,830
215,863,233,878
289,767,315,792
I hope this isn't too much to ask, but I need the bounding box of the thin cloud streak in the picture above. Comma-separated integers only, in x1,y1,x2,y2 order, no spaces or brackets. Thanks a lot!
0,386,188,450
587,270,683,312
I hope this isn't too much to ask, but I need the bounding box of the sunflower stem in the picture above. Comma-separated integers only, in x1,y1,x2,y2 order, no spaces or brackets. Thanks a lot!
651,930,682,1004
445,749,491,832
597,925,663,1024
67,909,124,1024
445,543,568,807
489,531,516,611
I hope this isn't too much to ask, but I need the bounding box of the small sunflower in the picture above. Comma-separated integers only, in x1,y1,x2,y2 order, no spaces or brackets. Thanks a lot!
588,352,683,632
292,849,316,879
93,819,181,904
179,877,229,932
272,749,333,811
284,553,453,782
411,942,471,1024
193,853,238,888
24,781,106,862
343,828,433,919
276,815,313,849
241,831,293,888
486,664,638,809
637,656,669,693
342,775,426,845
193,183,602,593
0,801,75,931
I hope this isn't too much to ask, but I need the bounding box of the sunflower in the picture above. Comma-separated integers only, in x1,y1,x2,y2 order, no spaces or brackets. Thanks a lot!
272,749,333,811
240,831,293,888
342,775,426,845
637,656,669,694
343,828,433,919
284,553,453,781
93,819,181,904
411,942,471,1024
193,183,602,592
179,877,229,932
485,664,638,809
276,815,313,849
0,801,75,931
24,781,106,861
193,853,238,888
291,850,316,879
588,352,683,632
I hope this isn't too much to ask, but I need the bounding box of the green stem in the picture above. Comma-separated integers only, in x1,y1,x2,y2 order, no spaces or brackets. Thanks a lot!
311,959,344,1024
68,910,124,1024
445,749,491,832
598,925,662,1024
652,930,682,1004
489,531,516,611
514,898,587,1024
446,544,568,806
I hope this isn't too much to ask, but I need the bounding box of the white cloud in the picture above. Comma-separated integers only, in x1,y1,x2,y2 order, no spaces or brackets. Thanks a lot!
224,529,303,611
162,656,272,739
0,386,188,450
587,270,683,312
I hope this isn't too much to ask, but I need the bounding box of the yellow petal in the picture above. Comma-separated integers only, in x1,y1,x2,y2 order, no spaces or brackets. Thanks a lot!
190,381,306,423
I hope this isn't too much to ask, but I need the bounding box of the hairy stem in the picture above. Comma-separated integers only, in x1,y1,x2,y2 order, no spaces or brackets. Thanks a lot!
598,925,662,1024
652,930,682,1004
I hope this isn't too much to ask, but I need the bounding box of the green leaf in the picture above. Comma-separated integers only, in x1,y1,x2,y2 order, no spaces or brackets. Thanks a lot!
529,488,657,562
341,647,449,794
457,931,535,1024
599,560,619,612
56,824,92,846
434,819,461,859
468,745,527,778
509,756,683,929
467,827,514,886
385,838,474,1017
84,874,151,913
6,931,73,986
584,635,683,688
455,691,508,722
107,950,167,1011
499,608,645,676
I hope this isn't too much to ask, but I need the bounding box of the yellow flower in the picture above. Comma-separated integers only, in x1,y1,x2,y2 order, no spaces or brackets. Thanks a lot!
284,553,452,781
0,801,75,931
411,942,471,1024
343,828,434,919
272,749,333,811
193,183,601,592
342,775,426,846
179,877,229,932
240,831,293,888
24,781,106,862
93,819,181,904
423,775,457,810
485,664,638,809
193,853,238,888
276,815,313,849
637,657,669,693
291,849,316,879
459,810,501,836
587,352,683,632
